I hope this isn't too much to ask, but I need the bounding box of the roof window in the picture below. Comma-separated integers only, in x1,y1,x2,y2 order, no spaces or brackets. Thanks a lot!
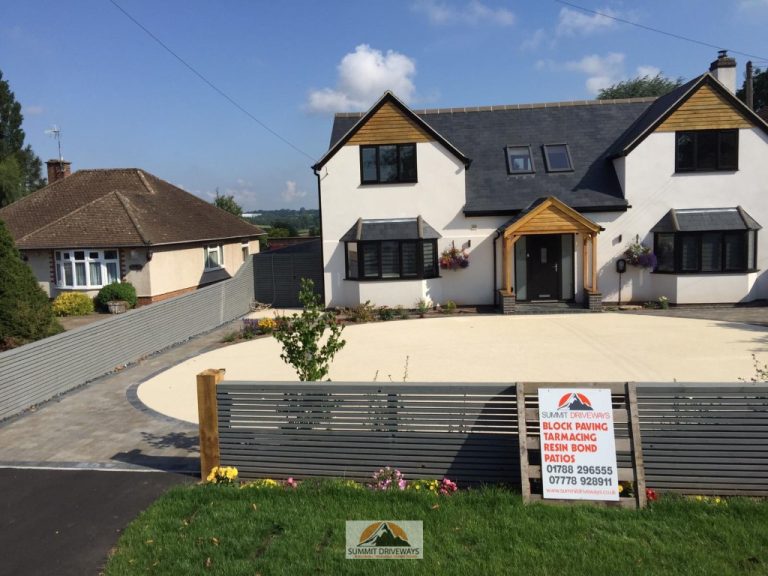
505,145,534,174
542,144,573,172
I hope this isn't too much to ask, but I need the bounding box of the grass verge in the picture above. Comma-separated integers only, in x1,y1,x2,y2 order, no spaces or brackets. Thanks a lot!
105,481,767,576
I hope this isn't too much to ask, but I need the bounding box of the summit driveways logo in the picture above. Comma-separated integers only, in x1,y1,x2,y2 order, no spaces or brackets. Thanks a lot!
557,392,594,411
346,521,423,559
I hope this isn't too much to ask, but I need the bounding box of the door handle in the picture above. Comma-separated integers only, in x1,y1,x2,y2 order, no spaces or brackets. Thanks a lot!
554,263,558,272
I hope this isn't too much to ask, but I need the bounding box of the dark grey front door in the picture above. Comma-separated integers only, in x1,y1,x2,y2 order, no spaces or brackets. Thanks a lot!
526,234,560,300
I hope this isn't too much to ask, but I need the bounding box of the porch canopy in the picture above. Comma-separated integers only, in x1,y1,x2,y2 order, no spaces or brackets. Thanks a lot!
499,196,603,296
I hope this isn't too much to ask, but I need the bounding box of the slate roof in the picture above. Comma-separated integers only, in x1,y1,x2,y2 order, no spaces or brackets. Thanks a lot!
328,97,655,216
651,207,761,233
340,217,441,242
0,168,265,250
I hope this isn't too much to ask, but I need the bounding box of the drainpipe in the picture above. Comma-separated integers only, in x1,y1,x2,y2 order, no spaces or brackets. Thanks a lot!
492,229,501,306
314,167,326,306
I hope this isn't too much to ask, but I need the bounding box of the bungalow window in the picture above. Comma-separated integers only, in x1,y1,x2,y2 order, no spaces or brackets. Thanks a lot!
55,249,119,289
204,244,224,270
675,130,738,172
506,145,534,174
653,231,757,273
345,240,438,280
542,144,573,172
360,144,417,184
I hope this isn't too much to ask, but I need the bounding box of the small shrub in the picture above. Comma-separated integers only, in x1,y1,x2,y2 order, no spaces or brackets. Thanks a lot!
377,306,397,321
221,331,239,343
415,298,431,317
395,305,410,320
52,292,94,316
95,282,137,311
348,300,376,323
658,296,669,309
443,300,457,314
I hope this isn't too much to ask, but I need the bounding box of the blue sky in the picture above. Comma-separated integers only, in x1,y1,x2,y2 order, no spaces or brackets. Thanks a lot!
2,1,767,210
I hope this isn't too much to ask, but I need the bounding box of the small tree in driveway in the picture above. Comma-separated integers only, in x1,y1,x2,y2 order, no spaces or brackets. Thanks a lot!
272,278,345,381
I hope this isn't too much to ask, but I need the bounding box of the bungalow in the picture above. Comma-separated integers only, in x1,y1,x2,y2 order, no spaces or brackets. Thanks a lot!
313,51,768,311
0,162,264,305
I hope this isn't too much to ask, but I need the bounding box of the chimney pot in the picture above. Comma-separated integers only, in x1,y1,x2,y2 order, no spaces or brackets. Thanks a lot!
46,159,71,184
710,50,737,94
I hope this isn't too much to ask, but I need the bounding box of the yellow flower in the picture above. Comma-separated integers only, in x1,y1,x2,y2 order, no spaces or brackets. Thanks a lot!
618,485,624,494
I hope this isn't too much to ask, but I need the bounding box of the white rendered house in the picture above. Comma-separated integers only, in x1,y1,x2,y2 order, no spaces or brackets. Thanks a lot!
313,52,768,311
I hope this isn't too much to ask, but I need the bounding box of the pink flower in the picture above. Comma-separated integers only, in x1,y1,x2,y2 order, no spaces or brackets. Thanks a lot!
285,477,298,489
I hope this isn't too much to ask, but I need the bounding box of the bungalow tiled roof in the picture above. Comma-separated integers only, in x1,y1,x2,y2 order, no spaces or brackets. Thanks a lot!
0,168,265,249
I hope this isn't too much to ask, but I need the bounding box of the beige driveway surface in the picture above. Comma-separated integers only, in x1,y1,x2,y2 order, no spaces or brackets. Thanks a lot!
138,313,768,423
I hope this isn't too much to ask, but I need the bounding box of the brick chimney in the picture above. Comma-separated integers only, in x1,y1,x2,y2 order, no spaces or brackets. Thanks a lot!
46,159,71,184
709,50,737,93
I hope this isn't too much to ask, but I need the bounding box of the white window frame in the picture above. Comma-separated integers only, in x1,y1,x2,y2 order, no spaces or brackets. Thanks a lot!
204,244,224,270
55,249,120,289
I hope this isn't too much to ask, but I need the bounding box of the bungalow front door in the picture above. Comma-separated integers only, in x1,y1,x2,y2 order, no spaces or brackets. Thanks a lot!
526,234,561,300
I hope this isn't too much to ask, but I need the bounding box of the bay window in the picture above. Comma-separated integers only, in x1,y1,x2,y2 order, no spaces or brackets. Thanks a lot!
56,249,120,289
345,239,438,280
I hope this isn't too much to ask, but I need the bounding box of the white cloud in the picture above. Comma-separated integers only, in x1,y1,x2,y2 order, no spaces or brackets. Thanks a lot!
636,65,661,78
412,0,515,26
556,6,617,36
565,52,625,94
23,105,44,116
306,44,417,113
521,28,549,51
281,180,307,203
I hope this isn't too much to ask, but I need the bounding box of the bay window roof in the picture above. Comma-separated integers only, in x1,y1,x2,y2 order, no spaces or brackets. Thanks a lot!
340,216,442,242
651,207,761,233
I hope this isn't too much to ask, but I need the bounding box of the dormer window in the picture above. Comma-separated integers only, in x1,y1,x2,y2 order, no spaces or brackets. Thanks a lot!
360,144,417,184
675,130,738,172
542,144,573,172
506,145,534,174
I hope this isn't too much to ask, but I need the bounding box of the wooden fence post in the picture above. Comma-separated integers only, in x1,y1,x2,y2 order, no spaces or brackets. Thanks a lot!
197,368,226,481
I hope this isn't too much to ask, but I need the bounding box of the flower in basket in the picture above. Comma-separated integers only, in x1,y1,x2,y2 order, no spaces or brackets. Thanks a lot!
623,235,656,269
440,244,470,270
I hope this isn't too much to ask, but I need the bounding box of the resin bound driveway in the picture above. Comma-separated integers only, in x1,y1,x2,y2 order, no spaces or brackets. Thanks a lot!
139,312,768,423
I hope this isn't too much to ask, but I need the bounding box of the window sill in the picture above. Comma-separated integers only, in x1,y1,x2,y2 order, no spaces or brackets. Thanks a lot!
345,276,441,282
673,169,739,175
652,269,758,275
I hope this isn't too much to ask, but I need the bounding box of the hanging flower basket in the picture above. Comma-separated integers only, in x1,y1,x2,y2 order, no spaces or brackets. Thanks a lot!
440,243,469,270
623,235,657,269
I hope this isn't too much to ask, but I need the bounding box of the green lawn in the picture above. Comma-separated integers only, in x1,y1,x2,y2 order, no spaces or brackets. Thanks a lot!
105,481,768,576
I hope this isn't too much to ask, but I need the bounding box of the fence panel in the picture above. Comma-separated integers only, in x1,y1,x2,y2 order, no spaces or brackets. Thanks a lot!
637,383,768,495
0,257,255,421
217,382,519,485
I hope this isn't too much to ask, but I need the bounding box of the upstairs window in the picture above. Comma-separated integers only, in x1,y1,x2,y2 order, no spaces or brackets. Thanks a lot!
675,130,738,172
506,145,534,174
542,144,573,172
360,144,417,184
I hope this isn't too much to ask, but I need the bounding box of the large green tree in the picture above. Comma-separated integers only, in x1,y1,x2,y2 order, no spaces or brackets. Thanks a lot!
597,74,685,100
0,69,46,207
0,220,62,350
213,190,243,217
737,67,768,112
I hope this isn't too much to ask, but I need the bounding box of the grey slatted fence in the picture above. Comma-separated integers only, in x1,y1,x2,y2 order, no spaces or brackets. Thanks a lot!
217,382,519,485
213,381,768,494
0,257,256,421
637,383,768,496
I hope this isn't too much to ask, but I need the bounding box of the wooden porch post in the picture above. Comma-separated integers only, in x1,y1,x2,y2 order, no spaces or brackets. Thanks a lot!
591,233,599,292
197,368,226,481
502,236,515,293
582,235,589,292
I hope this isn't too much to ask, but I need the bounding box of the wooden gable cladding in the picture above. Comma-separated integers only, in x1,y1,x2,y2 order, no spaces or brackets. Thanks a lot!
502,197,601,238
347,101,433,145
656,84,754,132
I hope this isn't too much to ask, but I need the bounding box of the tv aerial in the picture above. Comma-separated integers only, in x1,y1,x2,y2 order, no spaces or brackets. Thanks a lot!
45,125,63,160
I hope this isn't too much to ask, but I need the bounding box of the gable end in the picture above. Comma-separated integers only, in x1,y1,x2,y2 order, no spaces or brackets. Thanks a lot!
656,84,754,132
347,101,432,145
